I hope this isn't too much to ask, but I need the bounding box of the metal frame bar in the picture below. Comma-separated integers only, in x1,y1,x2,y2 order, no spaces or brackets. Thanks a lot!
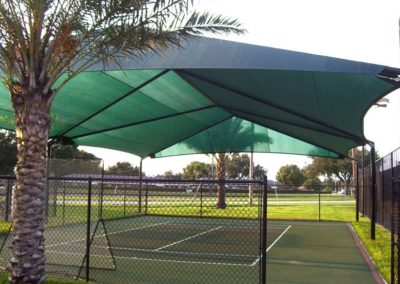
177,70,366,145
56,69,170,137
260,175,268,284
67,105,217,140
370,143,377,240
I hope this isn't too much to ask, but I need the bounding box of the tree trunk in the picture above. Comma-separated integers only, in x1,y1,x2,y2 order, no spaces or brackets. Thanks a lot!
344,180,350,196
215,153,226,209
9,91,50,283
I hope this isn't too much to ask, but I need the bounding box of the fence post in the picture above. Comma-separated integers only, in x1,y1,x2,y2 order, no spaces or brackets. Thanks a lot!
138,159,143,213
318,186,321,222
86,177,92,282
260,176,268,284
145,181,148,215
62,180,66,226
356,162,359,222
5,178,10,221
362,146,365,216
370,144,377,240
123,182,127,217
200,183,203,218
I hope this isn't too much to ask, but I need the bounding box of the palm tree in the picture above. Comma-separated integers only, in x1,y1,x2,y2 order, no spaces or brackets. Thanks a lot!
184,118,271,209
0,1,244,282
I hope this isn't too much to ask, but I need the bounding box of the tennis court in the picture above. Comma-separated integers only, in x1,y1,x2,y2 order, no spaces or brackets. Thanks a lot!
28,216,379,284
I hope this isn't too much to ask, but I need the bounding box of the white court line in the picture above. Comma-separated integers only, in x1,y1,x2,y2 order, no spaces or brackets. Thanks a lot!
154,226,222,251
251,225,292,266
46,250,254,267
47,221,170,248
266,225,291,253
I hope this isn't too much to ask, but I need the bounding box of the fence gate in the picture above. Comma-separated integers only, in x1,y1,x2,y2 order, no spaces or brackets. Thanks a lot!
392,175,400,284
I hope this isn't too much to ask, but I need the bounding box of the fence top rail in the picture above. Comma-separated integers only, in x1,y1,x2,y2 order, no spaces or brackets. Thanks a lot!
0,175,264,185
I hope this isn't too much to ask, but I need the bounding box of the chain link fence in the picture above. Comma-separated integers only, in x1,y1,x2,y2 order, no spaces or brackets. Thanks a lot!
359,147,400,284
0,176,270,283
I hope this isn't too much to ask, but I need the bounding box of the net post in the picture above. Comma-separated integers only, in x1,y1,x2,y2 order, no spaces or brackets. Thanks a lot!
86,177,92,282
260,175,268,284
370,143,377,240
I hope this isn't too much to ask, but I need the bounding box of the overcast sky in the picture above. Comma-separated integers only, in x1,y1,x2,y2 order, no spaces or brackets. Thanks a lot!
81,0,400,179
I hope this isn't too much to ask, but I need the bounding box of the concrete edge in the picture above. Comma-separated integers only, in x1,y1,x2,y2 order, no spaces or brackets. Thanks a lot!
347,223,387,284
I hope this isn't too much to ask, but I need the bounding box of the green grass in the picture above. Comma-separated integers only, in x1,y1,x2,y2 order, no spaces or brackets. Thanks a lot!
352,216,391,283
146,200,356,222
0,195,387,284
0,273,88,283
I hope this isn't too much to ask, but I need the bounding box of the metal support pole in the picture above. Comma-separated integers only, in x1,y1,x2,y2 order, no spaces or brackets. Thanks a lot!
356,161,359,222
200,183,203,218
138,159,143,213
62,180,66,226
260,175,268,284
390,152,394,283
362,146,365,216
318,186,321,222
86,177,92,282
381,161,385,225
123,182,127,217
145,181,148,215
370,144,377,240
100,159,105,219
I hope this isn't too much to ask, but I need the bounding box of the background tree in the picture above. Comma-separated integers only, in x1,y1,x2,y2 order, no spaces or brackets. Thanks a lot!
0,131,17,175
307,148,379,195
47,144,102,177
253,164,267,180
276,164,306,186
303,178,322,191
184,119,270,209
162,170,182,180
309,157,352,194
182,161,210,179
226,154,249,179
0,2,243,282
225,154,266,179
50,145,97,160
106,162,143,176
323,177,336,192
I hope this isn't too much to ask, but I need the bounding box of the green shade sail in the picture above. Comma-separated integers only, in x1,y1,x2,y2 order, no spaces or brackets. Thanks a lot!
0,37,399,159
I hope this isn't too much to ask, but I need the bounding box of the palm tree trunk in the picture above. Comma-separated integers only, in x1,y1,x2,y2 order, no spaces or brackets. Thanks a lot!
216,153,226,209
9,91,50,283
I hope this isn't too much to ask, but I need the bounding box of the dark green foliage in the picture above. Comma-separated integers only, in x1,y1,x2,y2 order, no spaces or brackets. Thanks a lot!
182,161,211,179
162,170,182,179
226,154,266,179
0,131,16,175
276,164,306,186
106,162,143,176
50,145,97,160
303,178,322,190
226,154,249,178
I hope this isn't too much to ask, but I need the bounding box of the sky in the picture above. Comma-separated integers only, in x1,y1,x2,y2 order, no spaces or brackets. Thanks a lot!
81,0,400,179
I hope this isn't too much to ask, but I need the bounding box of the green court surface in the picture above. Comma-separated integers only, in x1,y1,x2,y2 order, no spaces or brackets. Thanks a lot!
0,217,379,283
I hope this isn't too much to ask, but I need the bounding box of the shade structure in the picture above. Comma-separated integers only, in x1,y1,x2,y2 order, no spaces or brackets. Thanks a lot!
0,36,399,159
